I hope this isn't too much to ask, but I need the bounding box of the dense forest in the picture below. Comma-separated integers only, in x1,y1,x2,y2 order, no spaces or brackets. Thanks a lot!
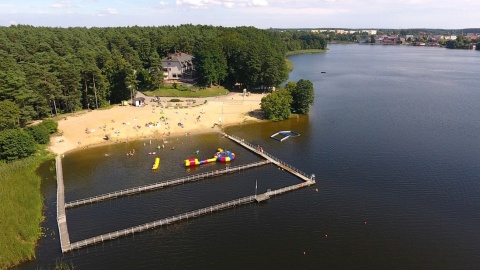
0,25,326,126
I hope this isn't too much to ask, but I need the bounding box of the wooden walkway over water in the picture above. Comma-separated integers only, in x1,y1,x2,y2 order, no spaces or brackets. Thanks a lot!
66,195,257,252
55,155,71,253
65,160,270,209
56,134,315,253
224,134,315,184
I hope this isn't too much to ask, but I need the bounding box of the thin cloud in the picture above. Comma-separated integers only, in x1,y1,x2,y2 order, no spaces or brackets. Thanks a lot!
95,8,120,17
175,0,214,9
50,0,73,9
223,1,235,8
250,0,268,7
1,0,479,29
176,0,269,9
279,7,348,16
107,8,119,14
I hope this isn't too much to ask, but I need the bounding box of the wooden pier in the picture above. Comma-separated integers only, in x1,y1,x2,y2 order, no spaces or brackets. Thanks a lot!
66,177,315,252
66,195,258,252
55,155,71,253
57,134,315,253
224,134,316,184
65,180,316,252
255,193,270,202
65,160,270,209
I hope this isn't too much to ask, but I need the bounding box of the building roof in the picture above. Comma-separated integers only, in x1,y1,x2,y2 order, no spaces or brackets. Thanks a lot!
161,52,194,67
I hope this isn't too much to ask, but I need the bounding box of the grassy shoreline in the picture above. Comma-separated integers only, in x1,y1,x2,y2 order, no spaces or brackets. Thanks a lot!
286,49,327,56
0,151,53,269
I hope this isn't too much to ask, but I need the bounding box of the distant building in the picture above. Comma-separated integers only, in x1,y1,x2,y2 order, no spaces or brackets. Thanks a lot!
444,35,457,40
465,34,478,40
161,52,194,81
383,35,398,45
362,29,377,35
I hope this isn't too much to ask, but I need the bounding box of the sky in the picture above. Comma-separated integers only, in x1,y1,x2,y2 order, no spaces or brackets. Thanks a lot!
0,0,478,29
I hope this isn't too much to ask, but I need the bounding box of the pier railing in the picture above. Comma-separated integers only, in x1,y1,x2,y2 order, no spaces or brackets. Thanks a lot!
66,179,315,252
67,195,256,251
226,134,312,181
56,156,71,252
58,133,316,253
267,182,315,197
65,160,270,209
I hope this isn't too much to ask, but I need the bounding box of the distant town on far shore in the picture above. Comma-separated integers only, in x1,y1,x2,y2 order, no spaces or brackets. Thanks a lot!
272,28,480,49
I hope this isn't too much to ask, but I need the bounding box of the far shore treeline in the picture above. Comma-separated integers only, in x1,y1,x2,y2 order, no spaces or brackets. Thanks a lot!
0,25,327,126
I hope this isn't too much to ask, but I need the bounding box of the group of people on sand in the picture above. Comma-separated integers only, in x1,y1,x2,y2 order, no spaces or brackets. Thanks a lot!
80,101,219,153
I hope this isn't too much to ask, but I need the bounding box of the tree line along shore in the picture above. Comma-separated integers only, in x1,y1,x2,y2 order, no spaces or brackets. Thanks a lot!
0,24,325,269
0,25,326,126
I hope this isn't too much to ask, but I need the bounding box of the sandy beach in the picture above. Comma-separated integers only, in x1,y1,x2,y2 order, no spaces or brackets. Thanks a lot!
49,92,264,155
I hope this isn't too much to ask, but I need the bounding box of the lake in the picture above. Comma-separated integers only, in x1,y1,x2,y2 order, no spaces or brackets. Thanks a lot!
21,44,480,269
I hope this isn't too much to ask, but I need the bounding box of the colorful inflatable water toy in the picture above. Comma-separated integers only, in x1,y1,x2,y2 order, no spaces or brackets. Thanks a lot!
270,130,300,142
185,148,235,166
152,157,160,170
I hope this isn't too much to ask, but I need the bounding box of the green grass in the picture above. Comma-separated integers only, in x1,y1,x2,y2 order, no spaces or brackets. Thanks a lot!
286,49,327,56
52,258,75,270
144,84,229,98
0,151,53,269
285,59,294,72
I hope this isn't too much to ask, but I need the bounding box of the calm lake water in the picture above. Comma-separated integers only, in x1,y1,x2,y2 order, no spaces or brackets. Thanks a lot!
21,44,480,269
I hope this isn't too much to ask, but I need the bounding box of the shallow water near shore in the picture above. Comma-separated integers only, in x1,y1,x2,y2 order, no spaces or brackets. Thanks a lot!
21,44,480,269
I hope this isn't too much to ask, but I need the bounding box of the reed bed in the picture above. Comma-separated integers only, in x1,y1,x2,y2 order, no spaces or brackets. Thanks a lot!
0,152,52,269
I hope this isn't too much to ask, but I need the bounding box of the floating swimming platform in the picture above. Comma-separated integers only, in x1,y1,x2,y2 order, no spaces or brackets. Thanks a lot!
270,130,300,142
184,148,235,166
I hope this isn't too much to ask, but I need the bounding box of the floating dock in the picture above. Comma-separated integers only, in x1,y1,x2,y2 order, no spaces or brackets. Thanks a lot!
255,193,270,202
270,130,300,142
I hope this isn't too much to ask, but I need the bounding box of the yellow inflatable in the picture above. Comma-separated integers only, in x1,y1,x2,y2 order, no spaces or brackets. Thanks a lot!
152,157,160,170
